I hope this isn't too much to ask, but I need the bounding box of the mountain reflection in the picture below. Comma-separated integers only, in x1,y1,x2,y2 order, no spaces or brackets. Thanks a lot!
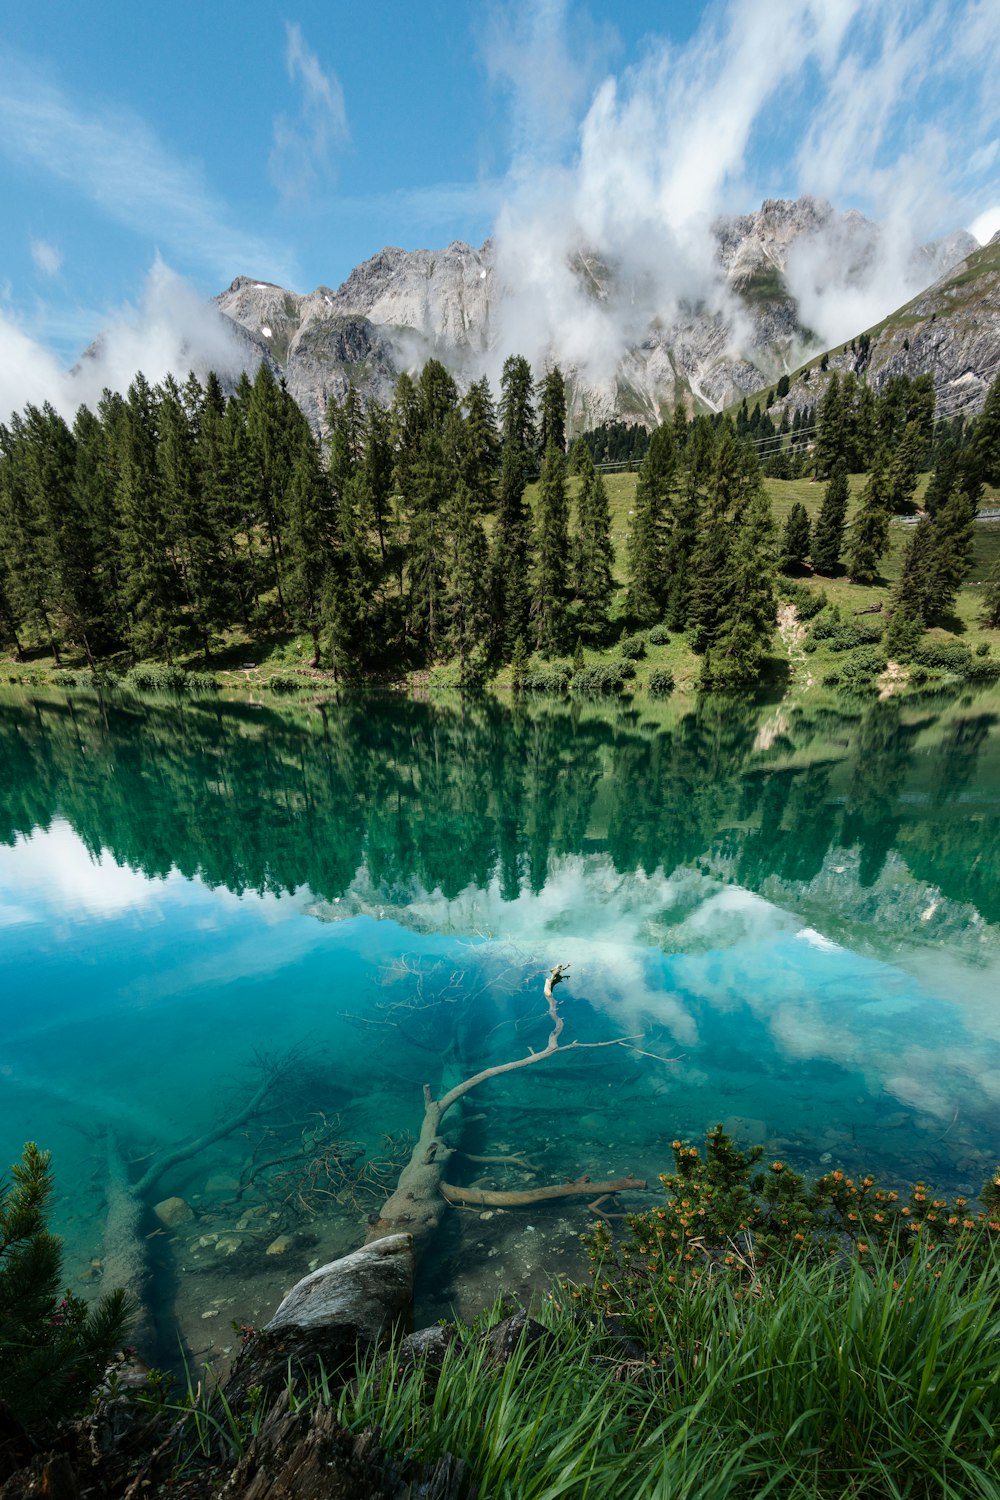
1,688,998,937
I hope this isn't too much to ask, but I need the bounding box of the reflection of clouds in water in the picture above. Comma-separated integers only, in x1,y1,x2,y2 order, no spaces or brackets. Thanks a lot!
355,855,707,1047
0,819,317,930
0,819,181,921
340,851,1000,1124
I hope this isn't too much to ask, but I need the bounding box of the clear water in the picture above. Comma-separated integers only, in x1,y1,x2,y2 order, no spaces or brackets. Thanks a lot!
1,687,998,1364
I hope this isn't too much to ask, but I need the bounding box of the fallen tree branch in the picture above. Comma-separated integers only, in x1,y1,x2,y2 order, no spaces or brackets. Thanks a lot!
367,964,651,1247
440,1175,647,1208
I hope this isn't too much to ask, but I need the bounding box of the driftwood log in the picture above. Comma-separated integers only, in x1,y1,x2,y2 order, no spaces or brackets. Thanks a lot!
101,1064,287,1360
440,1176,646,1208
367,964,648,1247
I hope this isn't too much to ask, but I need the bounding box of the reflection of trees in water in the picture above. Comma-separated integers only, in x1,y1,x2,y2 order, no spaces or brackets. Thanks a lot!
0,687,998,919
842,700,928,888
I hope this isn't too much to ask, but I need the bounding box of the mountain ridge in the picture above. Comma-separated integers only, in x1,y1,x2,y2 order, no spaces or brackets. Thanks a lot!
214,198,986,431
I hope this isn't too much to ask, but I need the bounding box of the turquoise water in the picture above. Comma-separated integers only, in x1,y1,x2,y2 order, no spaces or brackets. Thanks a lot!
1,688,998,1360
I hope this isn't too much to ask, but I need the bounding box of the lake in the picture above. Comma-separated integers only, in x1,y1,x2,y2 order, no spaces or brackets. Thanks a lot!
1,685,998,1365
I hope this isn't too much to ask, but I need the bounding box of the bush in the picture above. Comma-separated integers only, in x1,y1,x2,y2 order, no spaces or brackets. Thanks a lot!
908,642,973,675
520,664,572,695
123,664,188,692
263,673,305,694
0,1145,131,1438
810,614,884,650
647,623,671,645
976,640,991,657
618,633,647,660
778,580,827,621
647,668,674,696
965,657,1000,683
822,646,887,689
571,661,634,695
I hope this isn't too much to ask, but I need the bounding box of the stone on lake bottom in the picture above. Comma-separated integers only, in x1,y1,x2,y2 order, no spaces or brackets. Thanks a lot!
153,1196,194,1227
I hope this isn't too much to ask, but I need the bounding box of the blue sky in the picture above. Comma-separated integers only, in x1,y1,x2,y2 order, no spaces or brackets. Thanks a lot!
1,0,999,377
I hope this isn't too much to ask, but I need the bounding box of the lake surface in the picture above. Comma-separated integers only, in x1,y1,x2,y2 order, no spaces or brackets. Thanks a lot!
1,686,999,1364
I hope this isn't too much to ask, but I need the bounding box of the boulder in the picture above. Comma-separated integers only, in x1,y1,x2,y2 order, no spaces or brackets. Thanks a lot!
152,1195,194,1227
223,1234,414,1410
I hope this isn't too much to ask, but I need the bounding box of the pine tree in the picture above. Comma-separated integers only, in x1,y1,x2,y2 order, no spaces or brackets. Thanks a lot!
531,442,571,656
117,374,185,662
0,413,61,661
983,546,1000,628
687,428,745,654
538,367,567,455
779,502,811,573
707,484,777,685
284,432,335,664
461,377,500,500
417,359,459,435
974,371,1000,485
923,482,976,619
885,420,923,512
489,443,532,658
813,372,845,478
0,1143,131,1437
443,479,489,679
499,355,536,459
846,456,891,585
407,430,451,651
625,424,676,622
811,459,849,574
572,444,614,640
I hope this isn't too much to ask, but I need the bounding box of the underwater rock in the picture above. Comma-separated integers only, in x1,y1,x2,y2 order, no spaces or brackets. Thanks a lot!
265,1233,296,1256
152,1195,194,1227
722,1116,767,1147
222,1234,415,1411
214,1234,243,1256
268,1234,414,1340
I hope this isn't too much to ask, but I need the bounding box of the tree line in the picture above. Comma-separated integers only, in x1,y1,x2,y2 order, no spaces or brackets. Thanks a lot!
2,356,998,686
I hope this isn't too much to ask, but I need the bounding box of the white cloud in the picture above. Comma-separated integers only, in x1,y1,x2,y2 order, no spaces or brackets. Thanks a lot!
270,21,350,200
970,205,1000,245
0,256,259,425
0,46,296,286
481,0,1000,385
30,238,62,277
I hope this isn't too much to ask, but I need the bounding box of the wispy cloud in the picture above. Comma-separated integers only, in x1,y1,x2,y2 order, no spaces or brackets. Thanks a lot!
30,238,62,277
0,46,297,286
270,21,350,200
0,256,258,426
480,0,1000,383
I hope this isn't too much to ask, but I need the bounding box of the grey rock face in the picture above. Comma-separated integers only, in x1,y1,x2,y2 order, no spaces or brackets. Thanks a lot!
216,199,983,428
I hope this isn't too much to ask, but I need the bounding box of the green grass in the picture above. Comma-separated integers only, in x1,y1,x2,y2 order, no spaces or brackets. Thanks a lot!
326,1247,1000,1499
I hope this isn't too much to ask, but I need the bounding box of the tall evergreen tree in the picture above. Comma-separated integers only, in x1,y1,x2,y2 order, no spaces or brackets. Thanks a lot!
845,455,891,585
572,444,614,640
706,484,777,686
499,355,536,459
779,502,811,573
531,442,571,656
25,403,105,666
811,459,849,574
406,430,451,651
284,432,334,665
537,367,567,455
973,370,1000,486
489,443,532,658
460,377,500,500
625,424,676,622
442,479,489,680
813,372,845,478
0,413,61,661
117,374,184,662
885,420,923,512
